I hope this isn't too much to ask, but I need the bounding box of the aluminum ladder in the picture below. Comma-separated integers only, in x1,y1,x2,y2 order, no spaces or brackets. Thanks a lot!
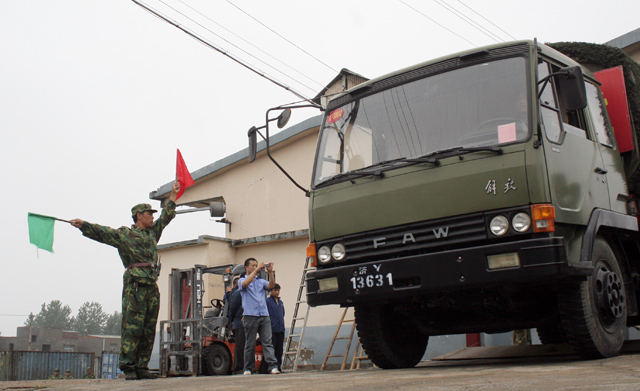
282,256,314,372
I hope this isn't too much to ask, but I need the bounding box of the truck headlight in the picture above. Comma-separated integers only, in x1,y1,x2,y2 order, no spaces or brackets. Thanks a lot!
490,215,509,236
332,243,346,261
512,212,531,232
317,246,332,263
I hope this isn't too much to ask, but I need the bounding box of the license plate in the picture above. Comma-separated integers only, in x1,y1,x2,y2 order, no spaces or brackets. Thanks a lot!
349,264,393,290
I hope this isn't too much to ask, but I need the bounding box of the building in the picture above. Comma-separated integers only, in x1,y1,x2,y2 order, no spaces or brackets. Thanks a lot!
0,326,120,357
607,27,640,61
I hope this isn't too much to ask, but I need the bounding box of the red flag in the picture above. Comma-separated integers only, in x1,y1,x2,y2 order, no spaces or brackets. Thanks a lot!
176,149,195,200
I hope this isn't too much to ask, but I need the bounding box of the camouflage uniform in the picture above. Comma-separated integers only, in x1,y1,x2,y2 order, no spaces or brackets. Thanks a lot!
49,370,63,380
79,201,176,377
84,368,95,379
511,329,532,345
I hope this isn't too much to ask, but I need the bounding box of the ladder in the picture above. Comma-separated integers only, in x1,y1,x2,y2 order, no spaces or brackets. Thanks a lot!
282,256,314,372
349,338,370,370
320,308,357,371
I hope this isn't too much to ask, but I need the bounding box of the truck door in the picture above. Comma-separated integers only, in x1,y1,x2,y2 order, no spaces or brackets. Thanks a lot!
538,61,610,222
584,81,628,214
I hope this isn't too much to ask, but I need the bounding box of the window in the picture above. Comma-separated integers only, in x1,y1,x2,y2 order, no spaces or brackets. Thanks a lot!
9,343,14,351
41,344,51,352
585,82,614,147
539,60,589,142
31,335,37,342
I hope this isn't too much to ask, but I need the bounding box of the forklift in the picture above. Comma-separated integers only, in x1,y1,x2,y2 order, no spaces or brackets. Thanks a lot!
159,263,265,376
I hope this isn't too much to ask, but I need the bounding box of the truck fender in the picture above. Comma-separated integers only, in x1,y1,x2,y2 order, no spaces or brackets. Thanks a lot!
580,208,638,264
580,208,639,316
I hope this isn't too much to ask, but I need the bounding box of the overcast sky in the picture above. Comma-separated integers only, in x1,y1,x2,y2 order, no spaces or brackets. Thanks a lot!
1,0,637,336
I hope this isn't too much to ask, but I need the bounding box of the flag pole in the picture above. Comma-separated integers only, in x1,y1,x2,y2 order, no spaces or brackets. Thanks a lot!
54,218,71,224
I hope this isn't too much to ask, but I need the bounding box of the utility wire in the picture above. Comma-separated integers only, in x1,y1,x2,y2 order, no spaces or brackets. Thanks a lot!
157,0,319,97
226,0,339,74
398,0,478,47
456,0,517,41
433,0,503,43
175,0,326,90
131,0,317,105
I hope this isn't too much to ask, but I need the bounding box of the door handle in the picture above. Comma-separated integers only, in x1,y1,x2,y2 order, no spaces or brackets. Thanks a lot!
595,167,608,174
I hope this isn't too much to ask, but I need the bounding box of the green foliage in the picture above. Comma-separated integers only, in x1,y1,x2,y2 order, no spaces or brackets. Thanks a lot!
24,300,121,335
102,311,122,336
25,300,73,329
73,302,108,336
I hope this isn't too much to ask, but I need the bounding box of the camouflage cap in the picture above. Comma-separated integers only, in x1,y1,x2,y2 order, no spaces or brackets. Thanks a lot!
65,369,71,373
55,368,60,371
131,203,158,217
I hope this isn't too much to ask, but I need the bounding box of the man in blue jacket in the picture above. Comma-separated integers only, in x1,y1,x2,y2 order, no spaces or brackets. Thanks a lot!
228,276,245,375
267,283,285,372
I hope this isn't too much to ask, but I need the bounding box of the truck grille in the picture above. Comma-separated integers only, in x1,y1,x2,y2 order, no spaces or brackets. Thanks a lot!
319,213,488,264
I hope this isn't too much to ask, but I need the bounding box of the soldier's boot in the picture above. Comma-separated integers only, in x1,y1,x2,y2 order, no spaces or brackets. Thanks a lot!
136,370,158,380
124,372,138,381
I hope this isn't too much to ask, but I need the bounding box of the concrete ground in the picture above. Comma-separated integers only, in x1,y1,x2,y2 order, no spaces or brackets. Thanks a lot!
3,344,640,391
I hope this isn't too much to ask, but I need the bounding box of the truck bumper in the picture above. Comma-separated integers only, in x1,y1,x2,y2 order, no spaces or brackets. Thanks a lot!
307,237,581,307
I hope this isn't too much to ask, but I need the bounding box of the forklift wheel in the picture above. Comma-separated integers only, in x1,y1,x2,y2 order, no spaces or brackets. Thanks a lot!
202,344,231,376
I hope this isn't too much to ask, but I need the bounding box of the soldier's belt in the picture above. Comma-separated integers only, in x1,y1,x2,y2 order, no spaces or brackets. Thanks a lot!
126,262,156,270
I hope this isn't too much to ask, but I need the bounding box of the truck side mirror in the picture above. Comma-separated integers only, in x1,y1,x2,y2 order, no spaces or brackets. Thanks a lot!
557,66,588,111
277,108,291,129
248,126,257,163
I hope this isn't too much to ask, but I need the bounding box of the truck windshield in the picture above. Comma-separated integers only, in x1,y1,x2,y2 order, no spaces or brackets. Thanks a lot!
313,56,529,187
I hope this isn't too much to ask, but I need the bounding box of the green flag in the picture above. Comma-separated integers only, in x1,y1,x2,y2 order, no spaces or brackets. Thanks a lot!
28,213,56,252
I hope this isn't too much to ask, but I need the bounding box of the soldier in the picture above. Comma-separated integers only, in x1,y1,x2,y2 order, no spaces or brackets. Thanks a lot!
70,181,180,380
84,367,95,379
64,369,74,379
49,368,63,380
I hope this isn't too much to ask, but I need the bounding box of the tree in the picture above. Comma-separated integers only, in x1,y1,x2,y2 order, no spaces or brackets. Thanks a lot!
102,311,122,335
26,300,73,329
73,301,108,336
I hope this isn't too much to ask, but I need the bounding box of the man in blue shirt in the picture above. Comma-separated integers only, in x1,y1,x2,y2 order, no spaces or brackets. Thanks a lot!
267,283,285,372
238,258,279,375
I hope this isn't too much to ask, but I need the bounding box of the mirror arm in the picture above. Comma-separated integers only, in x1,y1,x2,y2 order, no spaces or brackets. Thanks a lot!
263,109,310,197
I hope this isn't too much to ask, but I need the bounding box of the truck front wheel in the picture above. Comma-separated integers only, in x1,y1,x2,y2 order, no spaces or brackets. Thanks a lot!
558,236,627,358
354,303,428,369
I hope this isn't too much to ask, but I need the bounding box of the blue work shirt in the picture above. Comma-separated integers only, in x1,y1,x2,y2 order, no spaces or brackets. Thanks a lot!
267,296,285,333
238,276,270,316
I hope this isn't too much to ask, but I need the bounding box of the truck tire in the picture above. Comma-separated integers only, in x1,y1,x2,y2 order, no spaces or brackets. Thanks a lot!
536,324,567,344
202,344,231,376
558,236,627,358
354,303,428,369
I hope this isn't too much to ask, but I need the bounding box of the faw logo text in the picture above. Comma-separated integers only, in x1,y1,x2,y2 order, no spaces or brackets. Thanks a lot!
373,227,449,249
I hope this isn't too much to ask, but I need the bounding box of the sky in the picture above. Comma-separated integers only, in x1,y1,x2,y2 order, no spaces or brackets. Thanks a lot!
1,0,638,336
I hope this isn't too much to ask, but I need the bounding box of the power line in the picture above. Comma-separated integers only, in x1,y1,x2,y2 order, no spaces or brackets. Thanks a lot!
398,0,478,47
174,0,326,90
156,0,319,97
433,0,503,43
226,0,339,74
456,0,517,41
131,0,317,105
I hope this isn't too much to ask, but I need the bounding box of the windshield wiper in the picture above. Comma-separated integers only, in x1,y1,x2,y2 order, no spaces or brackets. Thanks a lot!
424,145,503,163
316,169,385,187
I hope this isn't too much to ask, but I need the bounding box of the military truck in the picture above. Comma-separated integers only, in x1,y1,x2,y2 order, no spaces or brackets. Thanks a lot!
249,39,640,368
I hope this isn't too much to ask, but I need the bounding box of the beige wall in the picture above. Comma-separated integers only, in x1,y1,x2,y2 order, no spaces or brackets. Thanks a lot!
156,123,345,330
177,128,318,240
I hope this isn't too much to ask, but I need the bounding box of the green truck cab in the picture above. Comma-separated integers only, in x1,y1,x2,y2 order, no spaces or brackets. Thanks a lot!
251,40,640,369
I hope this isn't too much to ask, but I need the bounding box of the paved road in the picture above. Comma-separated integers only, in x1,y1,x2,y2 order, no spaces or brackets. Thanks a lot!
3,348,640,391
